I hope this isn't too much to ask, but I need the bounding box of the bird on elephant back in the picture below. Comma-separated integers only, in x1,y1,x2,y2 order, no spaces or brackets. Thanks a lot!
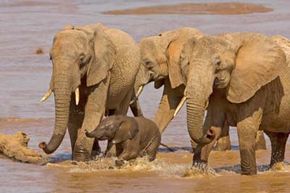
139,28,267,152
39,23,150,161
173,32,290,175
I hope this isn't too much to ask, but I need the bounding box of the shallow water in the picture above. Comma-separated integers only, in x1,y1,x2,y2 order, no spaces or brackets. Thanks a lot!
1,0,290,192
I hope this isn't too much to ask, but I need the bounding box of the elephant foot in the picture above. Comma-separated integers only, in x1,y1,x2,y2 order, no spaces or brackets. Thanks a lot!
240,164,257,175
73,147,92,162
191,161,216,175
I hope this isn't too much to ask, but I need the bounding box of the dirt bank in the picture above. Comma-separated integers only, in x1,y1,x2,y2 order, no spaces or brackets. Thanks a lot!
103,2,273,15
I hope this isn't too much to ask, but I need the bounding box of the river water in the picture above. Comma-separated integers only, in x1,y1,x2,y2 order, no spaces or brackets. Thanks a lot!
0,0,290,192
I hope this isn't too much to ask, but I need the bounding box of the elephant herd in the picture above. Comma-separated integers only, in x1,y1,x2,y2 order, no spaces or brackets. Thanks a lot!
39,23,290,175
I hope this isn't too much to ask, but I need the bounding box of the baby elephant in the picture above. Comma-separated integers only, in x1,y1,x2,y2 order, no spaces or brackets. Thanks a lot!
85,115,161,163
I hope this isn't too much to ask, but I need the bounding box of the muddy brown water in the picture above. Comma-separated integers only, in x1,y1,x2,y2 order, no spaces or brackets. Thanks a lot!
1,1,290,193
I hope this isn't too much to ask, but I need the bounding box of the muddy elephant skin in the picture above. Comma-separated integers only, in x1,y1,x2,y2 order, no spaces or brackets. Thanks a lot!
178,33,290,175
39,23,142,161
86,115,161,162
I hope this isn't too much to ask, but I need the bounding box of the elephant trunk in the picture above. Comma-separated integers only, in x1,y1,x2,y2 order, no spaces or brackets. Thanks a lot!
39,76,71,154
186,98,214,145
186,64,215,145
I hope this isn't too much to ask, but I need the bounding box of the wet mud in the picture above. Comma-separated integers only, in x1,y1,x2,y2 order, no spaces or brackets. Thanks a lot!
1,0,290,192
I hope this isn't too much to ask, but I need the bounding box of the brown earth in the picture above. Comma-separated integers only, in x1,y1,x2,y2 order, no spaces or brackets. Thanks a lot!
103,2,273,15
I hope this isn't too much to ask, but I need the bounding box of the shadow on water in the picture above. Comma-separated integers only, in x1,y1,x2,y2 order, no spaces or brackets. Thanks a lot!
48,152,72,163
158,144,239,153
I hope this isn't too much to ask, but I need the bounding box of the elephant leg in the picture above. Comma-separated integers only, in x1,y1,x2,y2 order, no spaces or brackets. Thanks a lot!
264,131,289,167
145,136,161,161
154,79,183,133
115,89,133,115
68,95,85,154
214,122,231,151
73,78,109,161
255,130,266,150
130,99,143,117
105,140,116,158
236,110,262,175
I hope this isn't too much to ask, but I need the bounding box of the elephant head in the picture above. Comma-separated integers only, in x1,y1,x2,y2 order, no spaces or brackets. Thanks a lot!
39,24,116,154
180,33,287,145
139,27,203,89
86,116,139,144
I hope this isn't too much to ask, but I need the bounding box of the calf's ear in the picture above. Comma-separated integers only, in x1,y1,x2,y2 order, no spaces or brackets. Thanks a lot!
112,119,139,144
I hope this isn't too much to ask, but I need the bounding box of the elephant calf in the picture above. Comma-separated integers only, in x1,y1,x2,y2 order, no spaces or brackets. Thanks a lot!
85,116,161,164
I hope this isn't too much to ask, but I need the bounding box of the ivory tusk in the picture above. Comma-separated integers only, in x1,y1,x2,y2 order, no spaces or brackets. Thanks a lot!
40,89,52,102
136,85,144,98
75,87,80,105
173,96,186,117
129,85,144,105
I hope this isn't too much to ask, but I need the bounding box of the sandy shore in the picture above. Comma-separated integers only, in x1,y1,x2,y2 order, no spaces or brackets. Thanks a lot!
103,2,273,15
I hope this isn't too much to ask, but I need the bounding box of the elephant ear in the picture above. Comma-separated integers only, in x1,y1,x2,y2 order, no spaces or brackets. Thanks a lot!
86,28,116,87
112,119,139,144
166,38,186,89
227,37,287,103
166,31,202,88
179,38,197,83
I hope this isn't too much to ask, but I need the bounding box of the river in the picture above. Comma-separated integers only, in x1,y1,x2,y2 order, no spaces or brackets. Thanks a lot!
0,0,290,192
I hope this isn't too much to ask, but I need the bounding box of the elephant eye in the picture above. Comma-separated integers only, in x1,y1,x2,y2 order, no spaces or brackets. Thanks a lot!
79,54,87,68
144,60,154,69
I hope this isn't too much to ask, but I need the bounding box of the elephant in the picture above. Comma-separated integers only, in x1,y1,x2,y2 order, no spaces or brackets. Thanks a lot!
139,28,266,151
129,62,152,117
85,115,161,164
177,32,290,175
139,27,203,135
39,23,142,161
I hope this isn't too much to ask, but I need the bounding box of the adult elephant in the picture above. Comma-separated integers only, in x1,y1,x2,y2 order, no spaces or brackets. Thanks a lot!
140,27,203,134
179,32,290,175
140,28,266,151
39,23,142,161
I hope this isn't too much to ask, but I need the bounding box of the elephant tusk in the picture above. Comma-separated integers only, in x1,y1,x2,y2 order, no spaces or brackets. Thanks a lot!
75,87,80,105
40,89,52,103
129,85,144,105
174,96,186,117
136,85,144,98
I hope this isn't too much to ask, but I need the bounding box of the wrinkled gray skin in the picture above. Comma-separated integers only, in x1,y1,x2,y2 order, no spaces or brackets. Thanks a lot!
39,24,142,161
139,28,266,151
179,33,290,175
129,63,152,117
86,115,161,162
